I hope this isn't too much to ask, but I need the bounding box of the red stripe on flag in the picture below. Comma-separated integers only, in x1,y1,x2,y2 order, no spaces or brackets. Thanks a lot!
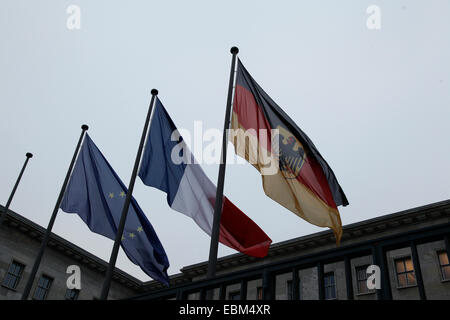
217,197,272,258
233,85,272,152
297,158,338,209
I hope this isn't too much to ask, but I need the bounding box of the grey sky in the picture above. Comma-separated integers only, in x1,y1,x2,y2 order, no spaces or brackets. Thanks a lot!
1,1,449,281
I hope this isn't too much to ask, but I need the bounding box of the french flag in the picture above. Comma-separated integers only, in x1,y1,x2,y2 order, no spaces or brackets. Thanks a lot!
138,98,272,258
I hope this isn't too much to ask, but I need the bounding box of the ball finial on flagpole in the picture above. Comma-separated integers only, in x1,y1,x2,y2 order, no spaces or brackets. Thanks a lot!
230,46,239,54
81,124,89,131
26,153,33,158
151,89,158,95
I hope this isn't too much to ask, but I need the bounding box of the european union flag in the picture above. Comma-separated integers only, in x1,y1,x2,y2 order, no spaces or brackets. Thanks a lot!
60,134,170,285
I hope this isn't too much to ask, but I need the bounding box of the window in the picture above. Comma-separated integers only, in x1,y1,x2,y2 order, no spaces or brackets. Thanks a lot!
228,291,240,300
394,257,416,287
2,261,25,290
33,275,53,300
437,251,450,281
324,272,336,300
287,279,301,300
65,288,80,300
256,287,263,300
356,265,375,294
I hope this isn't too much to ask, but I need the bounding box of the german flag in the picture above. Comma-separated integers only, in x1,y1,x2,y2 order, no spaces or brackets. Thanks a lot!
230,59,348,244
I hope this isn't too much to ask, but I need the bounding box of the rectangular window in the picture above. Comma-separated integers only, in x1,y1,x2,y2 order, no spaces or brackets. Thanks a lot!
228,291,240,300
324,272,336,300
394,257,416,287
33,275,53,300
256,287,263,300
287,279,301,300
437,251,450,281
65,288,80,300
2,261,25,289
2,261,25,290
356,265,375,294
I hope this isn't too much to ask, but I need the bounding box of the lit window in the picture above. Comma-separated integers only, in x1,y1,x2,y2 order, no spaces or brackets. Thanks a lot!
324,272,336,300
356,265,375,294
2,261,25,290
65,288,80,300
437,251,450,281
33,275,53,300
256,287,263,300
394,257,416,287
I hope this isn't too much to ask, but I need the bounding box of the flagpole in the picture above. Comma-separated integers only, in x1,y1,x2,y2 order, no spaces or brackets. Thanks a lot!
99,89,158,300
21,124,88,300
0,152,33,225
206,46,239,283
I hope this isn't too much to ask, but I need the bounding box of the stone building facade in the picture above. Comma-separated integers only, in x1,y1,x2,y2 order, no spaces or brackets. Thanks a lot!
139,199,450,300
0,206,144,300
1,200,450,300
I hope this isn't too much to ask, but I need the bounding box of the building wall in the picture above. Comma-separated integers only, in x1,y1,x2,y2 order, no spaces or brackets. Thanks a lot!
2,202,450,300
0,224,138,300
387,247,420,300
351,255,377,300
175,207,450,301
181,240,450,301
187,215,450,282
417,241,450,299
298,267,318,300
225,283,240,300
246,279,262,300
324,261,347,300
275,272,292,300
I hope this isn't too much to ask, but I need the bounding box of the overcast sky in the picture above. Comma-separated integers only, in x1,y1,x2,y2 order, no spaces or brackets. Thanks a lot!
1,1,449,282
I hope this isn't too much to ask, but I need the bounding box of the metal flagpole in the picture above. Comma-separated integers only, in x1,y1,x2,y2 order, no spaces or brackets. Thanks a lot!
21,125,89,300
99,89,158,300
206,46,239,282
0,152,33,225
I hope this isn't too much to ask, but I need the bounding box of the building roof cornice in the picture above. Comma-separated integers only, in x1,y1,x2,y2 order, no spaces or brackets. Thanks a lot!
0,205,144,291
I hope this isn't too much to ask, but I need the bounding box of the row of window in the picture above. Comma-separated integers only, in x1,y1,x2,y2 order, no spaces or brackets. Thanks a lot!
3,250,450,300
392,251,449,288
228,250,450,300
228,271,360,300
1,261,80,300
